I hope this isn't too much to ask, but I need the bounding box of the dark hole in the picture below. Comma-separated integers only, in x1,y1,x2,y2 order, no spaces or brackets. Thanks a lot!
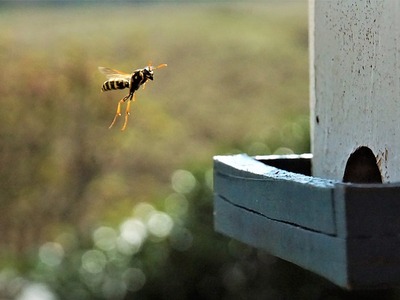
342,146,382,183
316,116,320,124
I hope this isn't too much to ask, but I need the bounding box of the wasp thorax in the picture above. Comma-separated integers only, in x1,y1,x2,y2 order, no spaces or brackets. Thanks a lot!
143,68,154,80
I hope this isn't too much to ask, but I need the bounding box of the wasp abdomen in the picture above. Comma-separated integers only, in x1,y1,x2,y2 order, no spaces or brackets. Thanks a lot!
101,79,130,92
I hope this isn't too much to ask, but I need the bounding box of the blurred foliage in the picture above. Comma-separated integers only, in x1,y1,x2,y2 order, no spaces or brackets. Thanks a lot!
0,170,338,300
0,2,382,300
0,2,310,252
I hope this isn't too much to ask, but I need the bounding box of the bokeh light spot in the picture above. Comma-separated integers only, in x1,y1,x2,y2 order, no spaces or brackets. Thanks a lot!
123,268,146,292
38,242,64,267
222,263,247,293
93,226,118,252
169,227,193,251
119,218,147,247
101,277,127,300
133,202,156,220
164,193,189,218
273,147,294,155
171,169,197,194
147,212,174,239
81,250,107,274
16,283,56,300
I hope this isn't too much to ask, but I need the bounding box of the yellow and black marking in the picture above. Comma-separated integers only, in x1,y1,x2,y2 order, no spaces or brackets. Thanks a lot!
98,63,167,131
101,79,130,92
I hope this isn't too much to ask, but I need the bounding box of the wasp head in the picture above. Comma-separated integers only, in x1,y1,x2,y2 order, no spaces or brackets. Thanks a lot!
143,66,154,80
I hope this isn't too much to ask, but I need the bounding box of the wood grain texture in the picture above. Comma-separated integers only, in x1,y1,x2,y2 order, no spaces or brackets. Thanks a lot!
214,154,336,234
214,195,348,288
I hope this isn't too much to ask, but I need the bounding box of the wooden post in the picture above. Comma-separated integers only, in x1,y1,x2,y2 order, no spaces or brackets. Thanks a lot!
310,0,400,183
213,0,400,290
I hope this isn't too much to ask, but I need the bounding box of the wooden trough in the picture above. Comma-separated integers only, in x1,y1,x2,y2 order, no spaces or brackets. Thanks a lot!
214,1,400,290
214,154,400,289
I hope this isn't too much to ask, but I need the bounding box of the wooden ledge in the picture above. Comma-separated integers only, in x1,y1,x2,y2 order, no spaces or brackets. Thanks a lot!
214,154,400,289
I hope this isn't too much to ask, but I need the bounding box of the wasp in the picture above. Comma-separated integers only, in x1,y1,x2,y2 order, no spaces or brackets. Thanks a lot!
98,63,167,131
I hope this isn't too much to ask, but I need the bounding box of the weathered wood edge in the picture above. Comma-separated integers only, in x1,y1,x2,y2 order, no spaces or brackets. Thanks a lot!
214,195,348,288
214,154,337,234
215,154,334,187
214,154,400,238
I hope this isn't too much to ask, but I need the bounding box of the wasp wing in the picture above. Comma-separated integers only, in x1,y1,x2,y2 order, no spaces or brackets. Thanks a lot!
98,67,132,80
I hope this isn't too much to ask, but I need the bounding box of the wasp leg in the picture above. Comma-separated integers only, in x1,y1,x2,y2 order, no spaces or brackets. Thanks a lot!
109,95,129,129
108,99,124,129
121,94,136,131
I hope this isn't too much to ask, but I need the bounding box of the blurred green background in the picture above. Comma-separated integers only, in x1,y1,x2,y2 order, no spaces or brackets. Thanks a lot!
0,1,359,299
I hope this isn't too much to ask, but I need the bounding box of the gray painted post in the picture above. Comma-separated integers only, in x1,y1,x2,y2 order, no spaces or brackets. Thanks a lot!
214,0,400,289
310,1,400,183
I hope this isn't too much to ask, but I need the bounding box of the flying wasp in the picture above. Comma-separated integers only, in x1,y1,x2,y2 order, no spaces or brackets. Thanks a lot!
98,63,167,131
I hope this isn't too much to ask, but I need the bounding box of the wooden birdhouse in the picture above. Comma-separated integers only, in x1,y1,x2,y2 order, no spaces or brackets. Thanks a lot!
214,1,400,289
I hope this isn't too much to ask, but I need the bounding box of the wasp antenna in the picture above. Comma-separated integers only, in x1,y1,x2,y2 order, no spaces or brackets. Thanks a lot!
155,63,167,70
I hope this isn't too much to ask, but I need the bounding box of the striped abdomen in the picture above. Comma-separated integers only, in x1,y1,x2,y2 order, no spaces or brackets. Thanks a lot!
101,79,130,92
